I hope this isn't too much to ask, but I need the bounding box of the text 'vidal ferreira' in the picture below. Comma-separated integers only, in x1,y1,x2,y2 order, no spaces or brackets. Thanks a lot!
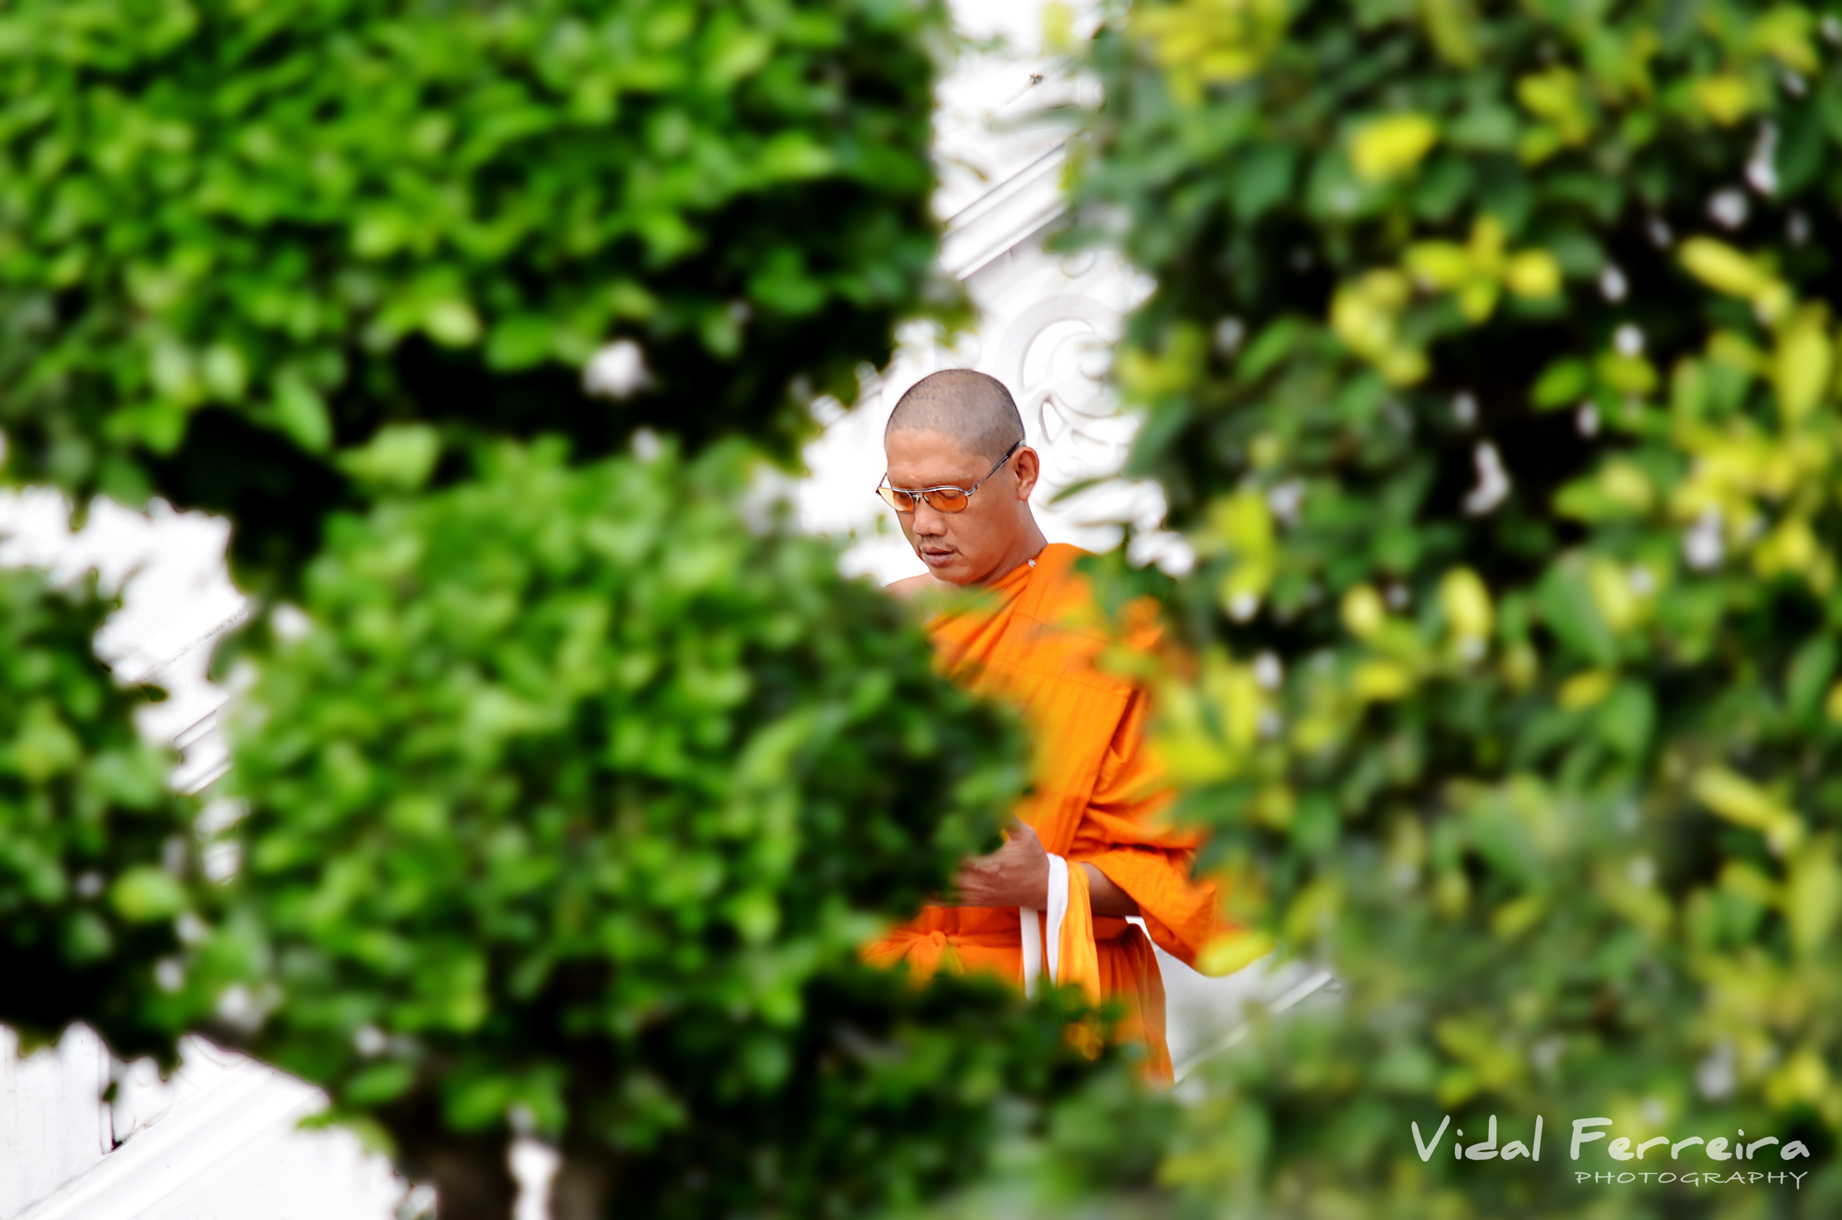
1412,1116,1814,1166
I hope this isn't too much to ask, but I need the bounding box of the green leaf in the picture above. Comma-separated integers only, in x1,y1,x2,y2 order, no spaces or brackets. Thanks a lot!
1531,358,1589,408
1595,682,1655,757
110,867,187,923
337,425,441,493
12,701,82,782
273,376,332,454
424,300,483,348
484,315,556,370
709,29,774,83
1536,562,1616,665
1445,105,1519,151
758,132,838,180
61,912,114,963
1232,145,1297,221
344,1061,418,1108
1239,318,1303,378
1786,636,1837,722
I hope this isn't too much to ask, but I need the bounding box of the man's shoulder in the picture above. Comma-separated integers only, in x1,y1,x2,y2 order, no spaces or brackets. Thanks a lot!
1024,546,1167,666
1024,546,1111,638
884,572,942,600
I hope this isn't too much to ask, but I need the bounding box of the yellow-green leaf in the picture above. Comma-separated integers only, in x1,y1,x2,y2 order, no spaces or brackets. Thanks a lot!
1691,767,1805,851
1773,310,1832,424
1694,74,1752,126
1349,113,1439,183
1439,567,1493,641
1558,668,1614,710
1504,250,1561,298
1784,838,1841,955
1491,894,1544,938
1340,584,1387,638
1752,6,1818,73
1197,928,1278,976
1042,1,1075,50
1404,242,1471,288
1351,660,1415,701
1679,237,1775,299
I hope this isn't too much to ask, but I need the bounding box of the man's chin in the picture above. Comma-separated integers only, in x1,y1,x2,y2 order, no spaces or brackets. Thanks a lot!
919,551,976,584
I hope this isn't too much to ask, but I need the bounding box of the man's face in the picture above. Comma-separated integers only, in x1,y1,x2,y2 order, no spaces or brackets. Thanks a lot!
883,429,1033,585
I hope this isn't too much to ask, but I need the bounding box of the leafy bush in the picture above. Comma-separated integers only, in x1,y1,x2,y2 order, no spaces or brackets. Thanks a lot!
0,566,209,1064
0,0,947,581
1067,0,1842,1213
611,969,1127,1220
213,438,1110,1216
0,5,1134,1215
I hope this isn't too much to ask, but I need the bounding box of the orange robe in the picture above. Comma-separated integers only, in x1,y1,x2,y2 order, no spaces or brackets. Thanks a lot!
864,543,1229,1081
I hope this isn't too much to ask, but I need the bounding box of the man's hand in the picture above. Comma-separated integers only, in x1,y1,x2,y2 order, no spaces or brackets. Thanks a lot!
944,818,1049,909
927,819,1142,916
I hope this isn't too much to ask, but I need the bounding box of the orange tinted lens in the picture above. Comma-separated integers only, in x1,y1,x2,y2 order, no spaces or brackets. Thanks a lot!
923,489,970,512
878,487,919,512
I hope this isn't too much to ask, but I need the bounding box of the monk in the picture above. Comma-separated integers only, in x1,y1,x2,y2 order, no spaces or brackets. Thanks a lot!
861,369,1229,1082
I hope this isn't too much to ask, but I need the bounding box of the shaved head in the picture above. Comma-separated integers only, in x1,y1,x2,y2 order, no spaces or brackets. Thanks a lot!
885,369,1025,463
879,369,1045,587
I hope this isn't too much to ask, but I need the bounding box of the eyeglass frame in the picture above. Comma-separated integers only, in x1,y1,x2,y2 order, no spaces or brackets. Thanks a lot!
875,439,1023,514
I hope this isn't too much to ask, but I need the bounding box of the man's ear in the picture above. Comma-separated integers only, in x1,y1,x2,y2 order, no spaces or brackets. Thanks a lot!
1012,445,1041,500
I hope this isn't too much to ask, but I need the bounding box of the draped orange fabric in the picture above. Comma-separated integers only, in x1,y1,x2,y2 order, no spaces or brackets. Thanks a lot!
863,543,1231,1082
1055,859,1102,1006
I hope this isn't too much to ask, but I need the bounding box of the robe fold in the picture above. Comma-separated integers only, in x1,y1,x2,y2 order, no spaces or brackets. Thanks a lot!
864,543,1230,1082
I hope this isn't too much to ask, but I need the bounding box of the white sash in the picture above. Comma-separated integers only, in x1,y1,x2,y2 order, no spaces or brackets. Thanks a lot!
1019,853,1070,999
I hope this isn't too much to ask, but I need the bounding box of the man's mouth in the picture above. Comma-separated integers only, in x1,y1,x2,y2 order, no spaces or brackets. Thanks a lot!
919,546,955,568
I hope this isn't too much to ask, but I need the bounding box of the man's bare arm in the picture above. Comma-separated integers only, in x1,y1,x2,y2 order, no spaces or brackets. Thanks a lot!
934,819,1139,917
1080,862,1141,918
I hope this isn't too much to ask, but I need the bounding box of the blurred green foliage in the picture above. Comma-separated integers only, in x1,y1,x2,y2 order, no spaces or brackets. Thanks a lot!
615,970,1133,1218
0,0,948,582
213,437,1119,1214
0,567,212,1065
1059,0,1842,1213
0,3,1128,1214
911,1056,1182,1220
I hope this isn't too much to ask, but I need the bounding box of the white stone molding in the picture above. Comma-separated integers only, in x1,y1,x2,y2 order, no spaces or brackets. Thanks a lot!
939,145,1069,281
16,1043,395,1220
0,1026,111,1217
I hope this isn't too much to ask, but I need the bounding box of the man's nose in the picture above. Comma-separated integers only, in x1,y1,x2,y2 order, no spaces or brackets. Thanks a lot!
911,500,949,535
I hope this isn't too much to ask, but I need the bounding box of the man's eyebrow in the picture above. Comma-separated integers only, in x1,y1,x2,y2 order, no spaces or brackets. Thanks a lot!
884,471,977,487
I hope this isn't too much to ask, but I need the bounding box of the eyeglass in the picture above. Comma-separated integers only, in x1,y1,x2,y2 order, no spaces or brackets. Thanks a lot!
876,440,1022,514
